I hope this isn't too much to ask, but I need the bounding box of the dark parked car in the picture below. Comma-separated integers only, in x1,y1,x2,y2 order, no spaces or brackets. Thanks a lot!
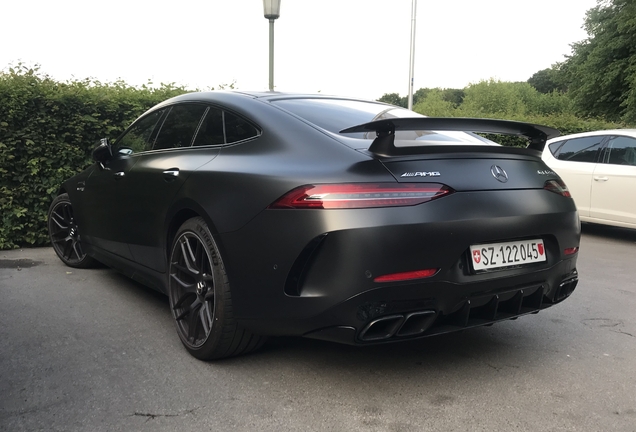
48,91,580,359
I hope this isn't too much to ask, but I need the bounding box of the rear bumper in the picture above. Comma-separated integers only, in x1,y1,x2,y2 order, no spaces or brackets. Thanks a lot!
218,189,580,344
236,261,578,345
305,266,578,344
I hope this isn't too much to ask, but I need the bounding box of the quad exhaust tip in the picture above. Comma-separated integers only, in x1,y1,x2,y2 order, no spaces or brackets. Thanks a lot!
359,310,437,341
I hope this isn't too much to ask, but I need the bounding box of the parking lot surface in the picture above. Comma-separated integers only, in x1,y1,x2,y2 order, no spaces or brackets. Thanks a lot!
1,224,635,432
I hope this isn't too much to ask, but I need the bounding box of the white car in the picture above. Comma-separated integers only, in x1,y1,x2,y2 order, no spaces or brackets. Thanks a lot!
542,129,636,229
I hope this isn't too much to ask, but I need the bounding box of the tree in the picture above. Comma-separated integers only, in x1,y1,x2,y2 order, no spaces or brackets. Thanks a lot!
528,66,567,94
564,0,636,122
413,89,456,117
377,92,406,107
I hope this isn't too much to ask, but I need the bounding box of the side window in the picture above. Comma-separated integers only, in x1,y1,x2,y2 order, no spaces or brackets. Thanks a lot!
604,136,636,166
193,108,225,146
116,110,164,154
153,104,208,150
224,111,259,144
192,108,259,146
548,140,566,157
553,136,604,163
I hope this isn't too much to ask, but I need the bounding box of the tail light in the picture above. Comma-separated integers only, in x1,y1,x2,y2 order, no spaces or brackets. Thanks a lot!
374,268,438,283
544,179,571,197
269,183,453,209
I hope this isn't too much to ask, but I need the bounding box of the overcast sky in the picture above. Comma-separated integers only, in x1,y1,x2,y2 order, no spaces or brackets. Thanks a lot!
1,0,598,100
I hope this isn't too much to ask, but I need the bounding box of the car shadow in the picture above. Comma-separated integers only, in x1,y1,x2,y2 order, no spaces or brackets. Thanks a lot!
212,318,563,383
581,222,636,242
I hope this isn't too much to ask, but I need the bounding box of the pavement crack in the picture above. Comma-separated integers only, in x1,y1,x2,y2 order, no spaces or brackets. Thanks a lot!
485,362,501,371
130,406,203,422
611,329,635,338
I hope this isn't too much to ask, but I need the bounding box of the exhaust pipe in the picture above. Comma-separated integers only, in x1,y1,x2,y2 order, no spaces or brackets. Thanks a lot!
359,315,404,341
397,310,437,337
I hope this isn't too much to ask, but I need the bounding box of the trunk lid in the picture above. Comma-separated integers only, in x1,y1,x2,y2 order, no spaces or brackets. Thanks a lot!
378,146,558,191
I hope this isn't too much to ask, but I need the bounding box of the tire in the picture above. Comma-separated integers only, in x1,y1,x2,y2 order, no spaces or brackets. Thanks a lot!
168,217,266,360
48,193,97,269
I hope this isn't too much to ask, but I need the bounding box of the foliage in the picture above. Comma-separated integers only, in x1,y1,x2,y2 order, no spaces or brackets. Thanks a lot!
0,64,191,249
377,92,406,107
381,79,625,147
412,89,456,117
378,88,464,109
560,0,636,123
527,66,568,94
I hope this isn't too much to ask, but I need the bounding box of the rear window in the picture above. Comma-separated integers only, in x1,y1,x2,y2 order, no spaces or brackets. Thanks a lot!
272,98,496,145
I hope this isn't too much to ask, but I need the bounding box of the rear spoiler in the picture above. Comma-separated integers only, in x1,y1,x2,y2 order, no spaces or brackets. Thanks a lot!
339,117,560,157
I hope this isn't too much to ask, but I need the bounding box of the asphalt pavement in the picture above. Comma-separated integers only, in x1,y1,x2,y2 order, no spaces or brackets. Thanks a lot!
1,224,635,432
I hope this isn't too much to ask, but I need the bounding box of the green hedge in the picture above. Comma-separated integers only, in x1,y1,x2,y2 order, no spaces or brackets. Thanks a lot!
0,65,189,249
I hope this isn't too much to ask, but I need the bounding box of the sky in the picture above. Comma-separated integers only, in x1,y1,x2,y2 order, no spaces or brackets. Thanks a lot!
1,0,599,101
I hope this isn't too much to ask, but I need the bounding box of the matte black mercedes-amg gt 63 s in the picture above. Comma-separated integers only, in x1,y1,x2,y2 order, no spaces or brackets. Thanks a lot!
48,91,580,359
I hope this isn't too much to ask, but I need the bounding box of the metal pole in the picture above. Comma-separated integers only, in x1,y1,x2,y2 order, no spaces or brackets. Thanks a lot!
269,19,275,91
407,0,417,110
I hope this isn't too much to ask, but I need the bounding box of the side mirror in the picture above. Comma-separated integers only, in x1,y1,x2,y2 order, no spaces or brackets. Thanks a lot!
92,138,112,164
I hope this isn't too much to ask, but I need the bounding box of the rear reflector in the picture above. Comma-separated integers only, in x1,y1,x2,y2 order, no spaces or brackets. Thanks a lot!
544,179,571,198
564,247,579,256
269,183,453,209
374,268,438,283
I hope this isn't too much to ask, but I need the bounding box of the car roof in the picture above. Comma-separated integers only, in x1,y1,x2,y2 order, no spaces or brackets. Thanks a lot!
159,90,392,105
547,129,636,143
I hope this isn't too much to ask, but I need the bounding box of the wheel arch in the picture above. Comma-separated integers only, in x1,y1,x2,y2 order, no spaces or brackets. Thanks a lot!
165,199,222,265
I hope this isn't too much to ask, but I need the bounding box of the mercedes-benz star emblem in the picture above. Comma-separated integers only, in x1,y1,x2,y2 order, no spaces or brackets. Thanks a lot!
490,165,508,183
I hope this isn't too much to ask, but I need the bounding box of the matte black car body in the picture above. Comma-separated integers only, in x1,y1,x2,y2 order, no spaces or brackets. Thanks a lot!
55,91,580,354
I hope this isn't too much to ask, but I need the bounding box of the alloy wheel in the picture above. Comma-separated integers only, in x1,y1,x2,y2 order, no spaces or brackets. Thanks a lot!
169,232,216,348
49,201,87,265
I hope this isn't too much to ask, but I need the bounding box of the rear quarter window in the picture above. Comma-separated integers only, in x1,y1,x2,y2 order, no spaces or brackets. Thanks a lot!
550,136,605,163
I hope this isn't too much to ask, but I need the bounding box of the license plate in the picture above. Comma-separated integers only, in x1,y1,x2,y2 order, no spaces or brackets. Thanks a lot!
470,239,546,271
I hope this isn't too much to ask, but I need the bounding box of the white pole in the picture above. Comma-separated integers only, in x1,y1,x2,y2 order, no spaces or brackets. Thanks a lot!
407,0,417,110
269,19,275,91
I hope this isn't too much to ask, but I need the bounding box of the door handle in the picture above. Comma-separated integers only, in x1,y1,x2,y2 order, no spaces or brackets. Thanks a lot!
114,171,125,179
593,176,609,182
163,168,180,181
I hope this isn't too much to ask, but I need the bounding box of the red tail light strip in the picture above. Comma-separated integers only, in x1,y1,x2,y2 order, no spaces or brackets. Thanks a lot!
269,183,454,209
564,247,579,256
374,268,438,283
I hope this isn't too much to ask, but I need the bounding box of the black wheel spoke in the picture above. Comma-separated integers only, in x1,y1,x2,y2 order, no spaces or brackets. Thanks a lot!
175,308,189,321
204,289,214,301
173,291,197,310
180,238,199,274
171,262,187,273
72,241,81,260
194,240,202,268
170,273,195,290
63,240,73,260
51,230,69,240
51,211,68,230
187,302,203,342
199,304,210,335
62,204,73,224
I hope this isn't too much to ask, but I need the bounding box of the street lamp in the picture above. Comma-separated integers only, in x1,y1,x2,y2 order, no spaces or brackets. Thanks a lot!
407,0,417,110
263,0,281,91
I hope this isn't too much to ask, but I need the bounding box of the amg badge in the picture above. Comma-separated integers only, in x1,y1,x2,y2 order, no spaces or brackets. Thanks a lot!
401,171,441,177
